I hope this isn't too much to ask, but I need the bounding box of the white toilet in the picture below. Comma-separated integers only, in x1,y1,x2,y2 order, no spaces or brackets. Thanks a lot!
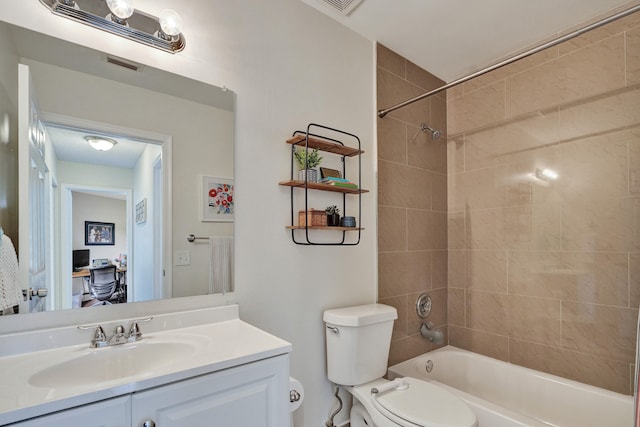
324,304,477,427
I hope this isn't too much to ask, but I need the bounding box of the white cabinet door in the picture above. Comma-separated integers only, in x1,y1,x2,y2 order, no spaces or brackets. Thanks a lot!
10,396,130,427
131,355,289,427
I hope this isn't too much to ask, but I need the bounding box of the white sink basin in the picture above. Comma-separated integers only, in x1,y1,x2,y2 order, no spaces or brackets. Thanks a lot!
29,341,194,388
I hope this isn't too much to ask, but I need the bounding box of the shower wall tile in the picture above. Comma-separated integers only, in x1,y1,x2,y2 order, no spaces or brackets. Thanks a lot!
448,81,506,135
377,118,407,163
447,211,466,249
448,288,465,327
406,60,446,96
561,302,638,363
450,167,507,212
407,123,447,173
377,44,406,77
378,160,432,210
378,251,431,299
407,209,447,250
508,251,629,306
432,250,448,288
448,326,509,362
466,291,508,336
388,332,438,367
507,295,562,345
447,135,465,175
506,35,626,118
379,294,409,341
510,339,630,394
377,66,430,127
378,206,407,252
630,134,640,195
463,47,558,93
557,89,640,142
376,43,448,366
628,27,640,84
631,253,640,308
466,250,508,292
561,197,640,252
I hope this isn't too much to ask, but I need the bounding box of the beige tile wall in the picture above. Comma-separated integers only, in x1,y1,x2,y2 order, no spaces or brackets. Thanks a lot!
447,11,640,395
376,44,448,366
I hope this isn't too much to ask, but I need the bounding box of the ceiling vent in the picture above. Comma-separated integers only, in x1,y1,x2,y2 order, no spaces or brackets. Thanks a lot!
319,0,364,15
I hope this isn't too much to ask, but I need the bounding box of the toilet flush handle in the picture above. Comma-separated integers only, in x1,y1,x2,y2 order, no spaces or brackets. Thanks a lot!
326,325,339,334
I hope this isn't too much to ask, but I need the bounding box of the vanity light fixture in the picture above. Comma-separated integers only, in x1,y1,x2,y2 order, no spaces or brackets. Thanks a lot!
39,0,186,53
85,135,117,151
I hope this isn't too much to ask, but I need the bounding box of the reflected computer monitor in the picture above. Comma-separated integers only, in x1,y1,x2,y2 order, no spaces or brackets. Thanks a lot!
72,249,90,271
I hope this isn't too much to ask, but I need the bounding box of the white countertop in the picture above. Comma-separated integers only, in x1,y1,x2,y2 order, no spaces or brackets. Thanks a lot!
0,306,291,425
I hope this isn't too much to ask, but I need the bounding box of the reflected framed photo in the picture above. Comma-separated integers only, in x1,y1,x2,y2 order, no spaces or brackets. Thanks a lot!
135,198,147,224
85,221,115,246
320,167,342,179
201,176,234,222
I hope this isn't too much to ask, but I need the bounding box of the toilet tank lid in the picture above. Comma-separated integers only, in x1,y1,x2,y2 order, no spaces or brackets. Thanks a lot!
323,304,397,326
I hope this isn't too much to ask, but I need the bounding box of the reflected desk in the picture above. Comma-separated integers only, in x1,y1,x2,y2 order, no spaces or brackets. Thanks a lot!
73,267,127,305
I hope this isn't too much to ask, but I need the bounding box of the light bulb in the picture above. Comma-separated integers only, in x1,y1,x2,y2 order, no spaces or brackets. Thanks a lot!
159,9,183,36
106,0,134,20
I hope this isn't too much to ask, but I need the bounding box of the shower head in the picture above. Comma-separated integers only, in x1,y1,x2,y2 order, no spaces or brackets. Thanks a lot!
419,123,442,140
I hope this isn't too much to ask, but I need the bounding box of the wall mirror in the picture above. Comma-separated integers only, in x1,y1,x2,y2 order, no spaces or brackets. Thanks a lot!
0,19,235,318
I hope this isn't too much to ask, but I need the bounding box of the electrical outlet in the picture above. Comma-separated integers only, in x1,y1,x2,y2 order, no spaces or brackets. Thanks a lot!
175,250,190,266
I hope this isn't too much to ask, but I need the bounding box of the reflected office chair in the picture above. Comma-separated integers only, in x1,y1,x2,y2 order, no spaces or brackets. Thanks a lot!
88,266,118,307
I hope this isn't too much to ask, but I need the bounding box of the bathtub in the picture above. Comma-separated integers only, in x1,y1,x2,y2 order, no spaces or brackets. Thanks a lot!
387,346,633,427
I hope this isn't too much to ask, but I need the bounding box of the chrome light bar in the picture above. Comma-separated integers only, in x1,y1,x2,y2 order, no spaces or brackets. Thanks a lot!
39,0,186,54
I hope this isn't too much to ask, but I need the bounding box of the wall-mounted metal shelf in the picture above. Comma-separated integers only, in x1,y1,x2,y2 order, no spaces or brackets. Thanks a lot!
279,123,365,246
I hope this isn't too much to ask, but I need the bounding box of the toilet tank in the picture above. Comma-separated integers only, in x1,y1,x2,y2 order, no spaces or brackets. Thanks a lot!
323,304,397,386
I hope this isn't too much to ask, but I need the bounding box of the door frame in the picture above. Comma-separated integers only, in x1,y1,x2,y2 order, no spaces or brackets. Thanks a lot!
44,113,173,310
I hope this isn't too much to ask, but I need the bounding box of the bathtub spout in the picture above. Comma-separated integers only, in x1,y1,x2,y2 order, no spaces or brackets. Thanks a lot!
420,322,444,345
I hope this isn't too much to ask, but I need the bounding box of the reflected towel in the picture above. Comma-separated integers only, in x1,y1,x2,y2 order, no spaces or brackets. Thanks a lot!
209,236,233,294
0,234,21,311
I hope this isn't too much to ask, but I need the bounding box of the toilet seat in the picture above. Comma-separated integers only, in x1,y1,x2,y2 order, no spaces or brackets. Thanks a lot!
351,377,477,427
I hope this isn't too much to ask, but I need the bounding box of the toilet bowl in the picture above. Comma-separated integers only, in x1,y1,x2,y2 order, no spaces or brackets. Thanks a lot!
323,304,477,427
349,378,477,427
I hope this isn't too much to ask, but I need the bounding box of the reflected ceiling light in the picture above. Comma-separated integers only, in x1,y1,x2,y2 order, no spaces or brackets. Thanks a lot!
85,135,117,151
0,113,9,145
39,0,186,53
535,168,559,181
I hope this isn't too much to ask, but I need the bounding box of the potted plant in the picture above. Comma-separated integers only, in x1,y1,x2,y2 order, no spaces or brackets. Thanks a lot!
325,205,340,226
294,147,323,183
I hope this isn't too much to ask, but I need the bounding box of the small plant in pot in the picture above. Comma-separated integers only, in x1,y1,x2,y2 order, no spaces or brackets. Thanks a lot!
294,148,323,183
325,205,340,226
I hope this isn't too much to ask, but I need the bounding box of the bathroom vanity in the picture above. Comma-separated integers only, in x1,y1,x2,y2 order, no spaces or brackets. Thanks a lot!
0,305,291,427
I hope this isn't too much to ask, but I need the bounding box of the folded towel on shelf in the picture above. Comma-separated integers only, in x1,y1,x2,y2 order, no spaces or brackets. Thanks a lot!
0,233,22,311
209,236,233,294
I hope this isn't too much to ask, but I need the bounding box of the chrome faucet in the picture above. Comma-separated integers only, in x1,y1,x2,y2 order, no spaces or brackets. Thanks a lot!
80,317,152,348
420,322,444,345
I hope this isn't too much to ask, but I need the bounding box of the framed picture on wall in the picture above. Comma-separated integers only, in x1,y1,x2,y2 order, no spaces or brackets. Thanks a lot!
201,176,234,222
135,198,147,224
85,221,115,245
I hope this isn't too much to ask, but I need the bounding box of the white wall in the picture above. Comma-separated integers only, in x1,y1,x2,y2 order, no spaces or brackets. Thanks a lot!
0,1,377,425
132,143,161,302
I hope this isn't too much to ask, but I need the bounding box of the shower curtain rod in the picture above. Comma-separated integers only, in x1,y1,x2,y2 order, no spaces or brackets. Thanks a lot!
378,3,640,118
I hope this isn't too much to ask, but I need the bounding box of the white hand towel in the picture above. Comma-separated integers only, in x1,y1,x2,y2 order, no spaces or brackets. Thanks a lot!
0,233,22,311
209,236,233,294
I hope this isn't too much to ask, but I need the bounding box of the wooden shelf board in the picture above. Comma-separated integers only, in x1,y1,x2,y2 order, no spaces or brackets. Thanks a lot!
286,226,364,231
287,134,364,157
279,180,369,194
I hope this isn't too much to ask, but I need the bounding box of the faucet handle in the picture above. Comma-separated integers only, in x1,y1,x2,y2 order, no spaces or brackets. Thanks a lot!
128,322,142,340
94,326,106,341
